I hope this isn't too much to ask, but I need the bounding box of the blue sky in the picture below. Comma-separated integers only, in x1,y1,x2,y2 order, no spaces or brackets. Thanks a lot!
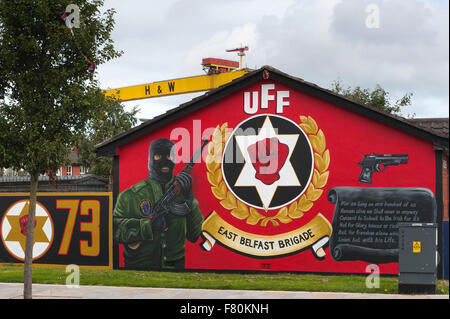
98,0,449,120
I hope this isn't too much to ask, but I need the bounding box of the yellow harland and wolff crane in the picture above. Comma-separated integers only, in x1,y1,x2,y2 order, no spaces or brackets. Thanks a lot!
104,47,251,102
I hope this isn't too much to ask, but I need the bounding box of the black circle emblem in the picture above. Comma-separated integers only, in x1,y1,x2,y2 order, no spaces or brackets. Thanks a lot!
222,114,314,210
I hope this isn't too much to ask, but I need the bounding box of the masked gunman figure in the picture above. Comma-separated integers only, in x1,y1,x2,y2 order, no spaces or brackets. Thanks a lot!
113,138,204,270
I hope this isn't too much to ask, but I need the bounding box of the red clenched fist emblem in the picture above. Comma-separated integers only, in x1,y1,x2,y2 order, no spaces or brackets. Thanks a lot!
247,137,289,185
19,215,36,236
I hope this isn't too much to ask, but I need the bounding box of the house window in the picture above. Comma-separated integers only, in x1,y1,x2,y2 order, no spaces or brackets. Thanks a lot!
67,166,72,176
80,166,85,175
56,168,62,176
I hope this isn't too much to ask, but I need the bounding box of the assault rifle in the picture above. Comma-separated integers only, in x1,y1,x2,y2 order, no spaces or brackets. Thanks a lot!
150,138,209,230
358,153,409,184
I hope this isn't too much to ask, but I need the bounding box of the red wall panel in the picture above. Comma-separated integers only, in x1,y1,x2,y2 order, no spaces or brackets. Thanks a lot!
117,79,436,274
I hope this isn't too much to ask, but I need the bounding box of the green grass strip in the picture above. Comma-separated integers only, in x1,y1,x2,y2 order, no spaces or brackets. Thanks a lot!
0,264,448,295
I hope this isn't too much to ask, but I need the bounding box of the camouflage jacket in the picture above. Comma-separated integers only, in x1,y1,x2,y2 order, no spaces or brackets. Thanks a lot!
113,177,203,270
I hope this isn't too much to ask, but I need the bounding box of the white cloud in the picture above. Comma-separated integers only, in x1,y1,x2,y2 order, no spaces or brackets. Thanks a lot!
251,0,449,118
99,0,449,120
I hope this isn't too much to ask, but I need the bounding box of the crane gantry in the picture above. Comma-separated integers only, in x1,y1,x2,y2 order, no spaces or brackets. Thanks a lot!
104,47,251,102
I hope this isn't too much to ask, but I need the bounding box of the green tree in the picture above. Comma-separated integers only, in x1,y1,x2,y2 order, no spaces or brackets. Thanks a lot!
0,0,121,298
77,97,139,190
331,79,414,117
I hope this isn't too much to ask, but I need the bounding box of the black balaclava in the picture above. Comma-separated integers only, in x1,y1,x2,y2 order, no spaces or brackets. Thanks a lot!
148,138,176,184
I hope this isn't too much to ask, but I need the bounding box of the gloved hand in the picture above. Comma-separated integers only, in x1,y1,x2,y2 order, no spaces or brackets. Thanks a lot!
150,211,167,232
175,171,192,198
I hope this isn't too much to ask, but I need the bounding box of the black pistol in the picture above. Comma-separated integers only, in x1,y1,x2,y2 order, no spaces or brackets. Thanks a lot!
358,153,409,184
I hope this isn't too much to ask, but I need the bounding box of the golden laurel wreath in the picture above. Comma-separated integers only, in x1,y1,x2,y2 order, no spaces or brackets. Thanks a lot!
206,116,330,227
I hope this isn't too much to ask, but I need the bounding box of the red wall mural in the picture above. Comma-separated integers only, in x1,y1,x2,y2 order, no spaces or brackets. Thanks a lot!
114,79,437,274
0,193,112,268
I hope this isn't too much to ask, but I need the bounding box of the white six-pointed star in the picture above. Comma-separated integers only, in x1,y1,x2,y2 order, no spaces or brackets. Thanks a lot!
234,116,301,210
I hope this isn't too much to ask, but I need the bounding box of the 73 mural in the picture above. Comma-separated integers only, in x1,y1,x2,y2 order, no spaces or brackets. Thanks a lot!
0,193,112,268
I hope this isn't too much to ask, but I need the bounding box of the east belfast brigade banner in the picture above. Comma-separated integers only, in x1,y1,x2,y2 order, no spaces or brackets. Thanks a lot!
201,212,332,259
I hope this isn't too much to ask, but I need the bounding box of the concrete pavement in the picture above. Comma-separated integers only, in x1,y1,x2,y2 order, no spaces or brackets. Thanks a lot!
0,282,448,299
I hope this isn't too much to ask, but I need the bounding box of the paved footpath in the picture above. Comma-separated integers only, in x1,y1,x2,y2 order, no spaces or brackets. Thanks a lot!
0,283,448,299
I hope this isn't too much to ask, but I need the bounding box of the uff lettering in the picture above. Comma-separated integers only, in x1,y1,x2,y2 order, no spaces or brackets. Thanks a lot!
243,84,290,114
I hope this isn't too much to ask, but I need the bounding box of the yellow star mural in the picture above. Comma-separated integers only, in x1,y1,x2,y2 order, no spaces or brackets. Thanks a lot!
5,201,50,255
